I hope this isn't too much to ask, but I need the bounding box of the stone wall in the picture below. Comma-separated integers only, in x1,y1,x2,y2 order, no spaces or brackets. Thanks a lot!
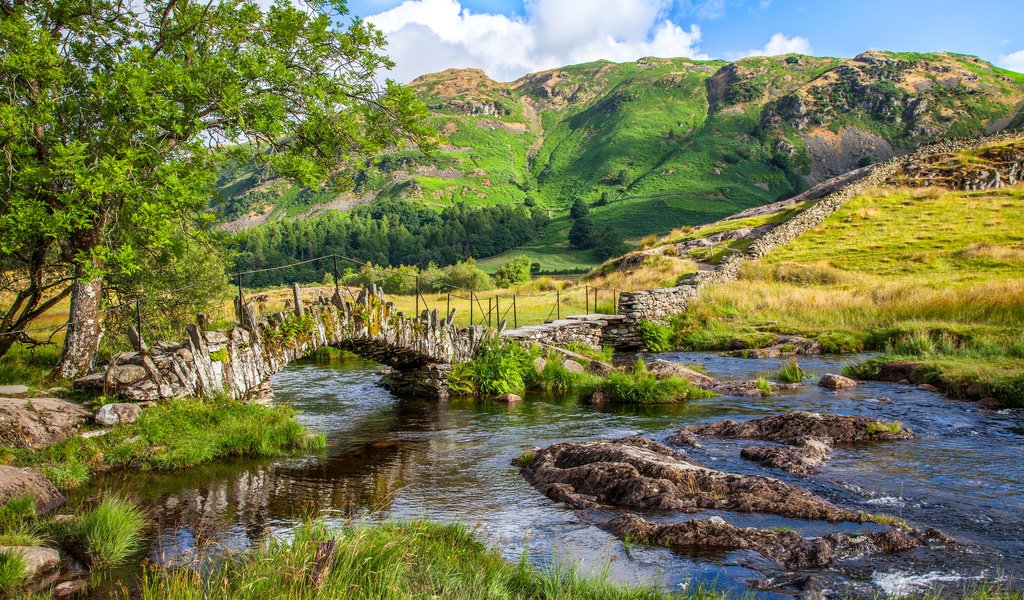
77,285,485,401
501,314,642,351
617,129,1024,323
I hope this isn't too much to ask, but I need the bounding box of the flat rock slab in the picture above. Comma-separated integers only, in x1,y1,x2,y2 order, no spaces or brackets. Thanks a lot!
517,437,861,522
606,514,953,570
0,385,30,396
0,397,91,449
0,466,65,514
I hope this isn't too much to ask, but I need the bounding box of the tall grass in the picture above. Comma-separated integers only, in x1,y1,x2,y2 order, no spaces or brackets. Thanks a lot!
637,319,674,353
581,360,715,405
0,549,27,595
5,395,325,490
137,519,710,600
448,338,537,396
73,496,146,568
773,358,808,383
0,495,47,548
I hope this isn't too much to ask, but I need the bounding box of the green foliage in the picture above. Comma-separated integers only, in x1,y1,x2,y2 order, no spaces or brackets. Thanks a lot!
582,359,716,405
0,495,48,548
448,339,536,397
0,0,431,364
755,377,773,397
533,359,601,393
493,256,533,288
73,496,146,568
637,320,674,353
773,358,809,383
136,519,703,600
568,217,598,250
5,395,324,490
209,349,230,363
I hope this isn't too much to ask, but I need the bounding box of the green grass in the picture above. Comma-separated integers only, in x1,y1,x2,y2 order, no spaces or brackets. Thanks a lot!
666,183,1024,405
637,319,674,353
0,495,48,548
755,377,773,397
448,338,538,397
72,496,146,568
772,358,809,383
0,344,62,388
137,519,705,600
866,421,904,435
0,549,27,596
2,395,325,490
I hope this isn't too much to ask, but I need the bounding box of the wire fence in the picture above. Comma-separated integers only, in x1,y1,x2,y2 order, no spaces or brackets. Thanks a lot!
1,253,625,348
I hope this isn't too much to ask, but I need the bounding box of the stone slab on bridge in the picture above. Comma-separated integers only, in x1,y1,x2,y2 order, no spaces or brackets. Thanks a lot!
76,286,485,401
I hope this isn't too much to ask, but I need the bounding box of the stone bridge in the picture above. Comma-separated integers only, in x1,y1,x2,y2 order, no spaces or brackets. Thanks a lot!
77,285,489,401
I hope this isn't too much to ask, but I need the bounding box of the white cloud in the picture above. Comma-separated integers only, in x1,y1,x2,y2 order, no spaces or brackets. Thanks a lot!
366,0,707,82
734,32,812,58
998,50,1024,73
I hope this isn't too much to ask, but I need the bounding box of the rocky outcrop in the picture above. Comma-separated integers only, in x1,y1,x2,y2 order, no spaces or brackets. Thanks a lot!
898,141,1024,190
0,397,90,449
517,437,861,522
645,358,799,397
724,335,823,358
0,466,65,514
644,359,716,387
606,513,952,570
672,412,914,474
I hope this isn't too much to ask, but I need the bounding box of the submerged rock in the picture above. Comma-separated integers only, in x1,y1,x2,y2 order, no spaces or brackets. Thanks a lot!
643,358,799,397
709,380,801,397
606,513,953,570
516,437,860,522
671,411,914,474
0,397,91,449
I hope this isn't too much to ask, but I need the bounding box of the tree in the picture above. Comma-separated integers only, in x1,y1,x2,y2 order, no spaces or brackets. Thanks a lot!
0,0,431,377
493,255,532,288
523,196,537,207
568,218,597,250
569,198,590,220
594,191,609,207
593,226,627,260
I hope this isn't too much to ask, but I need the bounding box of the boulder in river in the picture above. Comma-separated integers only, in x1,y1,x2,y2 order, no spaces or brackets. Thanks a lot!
606,513,953,570
516,436,860,522
0,397,91,449
645,359,716,387
818,373,858,389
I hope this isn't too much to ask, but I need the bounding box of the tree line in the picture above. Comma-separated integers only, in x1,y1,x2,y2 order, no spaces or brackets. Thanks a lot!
231,200,550,287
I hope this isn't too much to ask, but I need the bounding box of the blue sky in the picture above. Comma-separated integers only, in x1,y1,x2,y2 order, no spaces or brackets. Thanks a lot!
342,0,1024,82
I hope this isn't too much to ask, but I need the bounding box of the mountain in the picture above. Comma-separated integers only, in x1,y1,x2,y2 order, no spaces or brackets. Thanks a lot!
213,51,1024,270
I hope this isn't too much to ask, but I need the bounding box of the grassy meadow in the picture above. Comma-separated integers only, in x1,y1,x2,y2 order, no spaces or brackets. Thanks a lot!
668,185,1024,405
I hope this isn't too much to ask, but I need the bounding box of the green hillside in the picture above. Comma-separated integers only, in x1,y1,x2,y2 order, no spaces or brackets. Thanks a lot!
214,51,1024,271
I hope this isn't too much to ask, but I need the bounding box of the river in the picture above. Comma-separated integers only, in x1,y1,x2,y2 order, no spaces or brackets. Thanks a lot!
79,352,1024,598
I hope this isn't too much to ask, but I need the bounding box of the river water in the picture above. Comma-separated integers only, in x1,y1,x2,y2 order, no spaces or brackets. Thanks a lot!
81,352,1024,598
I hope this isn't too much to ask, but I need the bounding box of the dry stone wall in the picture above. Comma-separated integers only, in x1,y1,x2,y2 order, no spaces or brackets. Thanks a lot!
617,129,1024,323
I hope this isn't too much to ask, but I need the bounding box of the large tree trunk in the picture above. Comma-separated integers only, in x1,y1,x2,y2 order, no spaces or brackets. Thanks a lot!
54,268,104,381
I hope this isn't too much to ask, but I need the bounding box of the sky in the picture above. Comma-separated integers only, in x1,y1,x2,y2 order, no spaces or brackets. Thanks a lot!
338,0,1024,82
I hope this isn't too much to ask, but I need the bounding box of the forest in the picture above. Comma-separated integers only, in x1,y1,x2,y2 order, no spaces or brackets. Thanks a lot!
231,200,550,287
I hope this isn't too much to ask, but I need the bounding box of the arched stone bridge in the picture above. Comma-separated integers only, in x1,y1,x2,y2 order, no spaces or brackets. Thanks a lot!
76,285,489,401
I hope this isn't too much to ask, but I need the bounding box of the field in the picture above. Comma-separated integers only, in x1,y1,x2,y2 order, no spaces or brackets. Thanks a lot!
671,184,1024,404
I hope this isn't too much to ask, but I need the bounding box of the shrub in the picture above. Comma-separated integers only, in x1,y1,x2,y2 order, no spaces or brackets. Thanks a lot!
74,496,146,568
773,358,808,383
448,339,535,397
637,319,674,353
493,255,533,288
